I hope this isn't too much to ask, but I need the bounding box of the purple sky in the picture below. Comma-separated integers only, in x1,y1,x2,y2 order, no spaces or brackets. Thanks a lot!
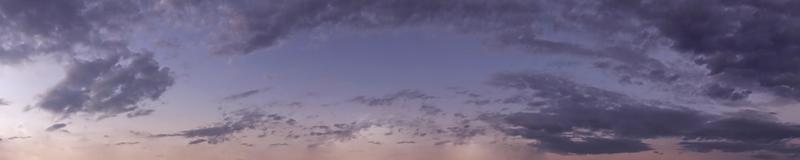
1,0,800,160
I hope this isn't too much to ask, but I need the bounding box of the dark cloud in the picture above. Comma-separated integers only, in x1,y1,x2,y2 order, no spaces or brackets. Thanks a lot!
686,117,800,143
37,53,174,119
161,0,800,101
113,141,140,146
0,0,155,64
704,84,752,101
153,108,306,144
489,73,800,155
270,143,289,146
351,90,435,106
0,99,8,106
191,0,541,55
418,104,442,115
590,0,800,99
178,109,272,144
126,109,156,118
751,153,780,160
680,142,800,156
307,122,376,141
45,123,67,132
6,136,31,141
223,88,270,101
536,137,651,155
433,140,451,146
187,139,207,145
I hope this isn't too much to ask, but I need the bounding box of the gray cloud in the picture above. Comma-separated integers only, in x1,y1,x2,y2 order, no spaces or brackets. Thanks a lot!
0,99,8,106
162,0,800,102
223,88,270,101
193,0,541,55
126,109,155,118
0,0,155,64
681,142,800,158
113,141,140,146
37,53,174,119
592,0,800,99
149,108,298,144
488,73,800,155
351,90,435,106
704,84,752,101
3,0,797,103
187,139,207,145
751,153,781,160
178,109,273,144
6,136,31,141
45,123,67,132
419,104,442,116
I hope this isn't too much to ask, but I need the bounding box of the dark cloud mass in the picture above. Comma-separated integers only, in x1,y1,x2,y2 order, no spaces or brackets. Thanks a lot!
202,0,541,55
172,0,800,101
0,0,154,64
488,73,800,156
2,0,800,159
596,0,800,99
37,54,174,118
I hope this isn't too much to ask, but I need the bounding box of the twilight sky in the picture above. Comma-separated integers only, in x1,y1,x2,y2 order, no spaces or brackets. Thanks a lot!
1,0,800,160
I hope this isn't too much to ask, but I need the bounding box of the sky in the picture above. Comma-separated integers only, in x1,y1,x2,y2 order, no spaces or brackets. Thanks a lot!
1,0,800,160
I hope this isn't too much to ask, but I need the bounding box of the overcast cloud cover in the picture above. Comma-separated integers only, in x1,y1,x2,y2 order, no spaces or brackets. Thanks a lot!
1,0,800,160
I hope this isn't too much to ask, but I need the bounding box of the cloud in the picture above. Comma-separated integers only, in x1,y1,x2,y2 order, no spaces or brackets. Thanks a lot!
126,109,155,118
680,142,800,156
0,99,8,106
419,104,443,115
6,136,31,141
306,122,376,142
351,90,435,106
45,123,67,132
704,84,752,101
112,141,140,146
751,153,780,160
150,108,297,144
488,73,800,155
592,0,800,99
0,0,154,64
37,53,174,119
178,110,272,144
160,0,800,102
190,0,541,55
1,0,796,104
187,139,207,145
223,88,270,101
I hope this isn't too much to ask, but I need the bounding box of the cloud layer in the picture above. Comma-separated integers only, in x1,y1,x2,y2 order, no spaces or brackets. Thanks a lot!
487,73,800,157
37,54,174,118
